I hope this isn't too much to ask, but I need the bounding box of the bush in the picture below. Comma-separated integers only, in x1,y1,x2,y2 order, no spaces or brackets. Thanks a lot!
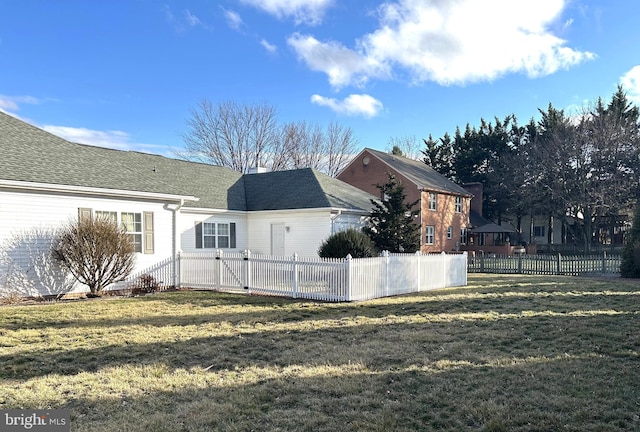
131,274,160,296
52,217,135,296
318,229,378,259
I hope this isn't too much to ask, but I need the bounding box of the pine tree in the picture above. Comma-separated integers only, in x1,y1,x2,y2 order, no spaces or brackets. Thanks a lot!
621,203,640,278
363,174,420,253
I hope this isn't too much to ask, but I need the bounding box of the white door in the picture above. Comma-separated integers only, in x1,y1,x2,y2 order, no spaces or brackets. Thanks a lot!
271,223,285,256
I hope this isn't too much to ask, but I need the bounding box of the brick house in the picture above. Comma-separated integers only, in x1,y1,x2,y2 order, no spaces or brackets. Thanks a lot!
337,148,473,253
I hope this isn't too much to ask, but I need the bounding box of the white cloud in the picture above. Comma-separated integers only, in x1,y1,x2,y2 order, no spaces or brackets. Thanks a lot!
163,5,207,32
260,39,278,54
41,125,175,156
621,65,640,104
240,0,334,25
288,33,389,88
223,9,243,31
311,93,383,118
289,0,595,88
0,95,41,113
185,9,202,27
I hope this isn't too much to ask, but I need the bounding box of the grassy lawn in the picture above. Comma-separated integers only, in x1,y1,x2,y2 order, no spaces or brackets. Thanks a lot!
1,274,639,431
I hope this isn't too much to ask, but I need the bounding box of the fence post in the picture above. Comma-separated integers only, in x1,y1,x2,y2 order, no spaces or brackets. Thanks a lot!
346,254,352,301
602,251,607,274
480,251,485,272
243,250,251,292
462,252,468,285
441,251,447,288
556,253,562,275
518,252,523,274
215,249,222,289
292,253,299,299
382,250,390,297
176,251,181,288
415,251,421,291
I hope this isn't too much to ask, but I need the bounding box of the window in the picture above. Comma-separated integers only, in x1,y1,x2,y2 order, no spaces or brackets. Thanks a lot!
121,212,143,253
95,211,117,224
461,227,468,245
428,192,437,211
217,223,230,248
196,222,236,249
425,226,435,245
77,208,153,254
447,226,453,239
455,196,462,213
203,223,216,248
534,226,545,237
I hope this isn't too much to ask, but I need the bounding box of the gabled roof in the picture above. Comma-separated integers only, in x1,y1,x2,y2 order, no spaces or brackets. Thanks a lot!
363,148,472,196
0,111,373,212
243,168,375,212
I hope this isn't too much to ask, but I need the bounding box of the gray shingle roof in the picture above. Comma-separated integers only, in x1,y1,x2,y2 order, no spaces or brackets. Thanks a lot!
1,111,373,212
243,168,375,211
366,148,472,196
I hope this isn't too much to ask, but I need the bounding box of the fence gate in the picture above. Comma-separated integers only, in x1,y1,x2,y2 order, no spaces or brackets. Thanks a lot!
216,251,246,291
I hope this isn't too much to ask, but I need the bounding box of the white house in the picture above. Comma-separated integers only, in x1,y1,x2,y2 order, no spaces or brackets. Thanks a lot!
0,111,375,297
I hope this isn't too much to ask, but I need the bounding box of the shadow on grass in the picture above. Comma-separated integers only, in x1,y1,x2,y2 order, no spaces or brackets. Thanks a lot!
2,277,639,332
29,353,640,432
2,310,638,381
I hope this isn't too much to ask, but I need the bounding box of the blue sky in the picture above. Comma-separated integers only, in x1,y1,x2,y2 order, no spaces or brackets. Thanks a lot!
1,0,639,158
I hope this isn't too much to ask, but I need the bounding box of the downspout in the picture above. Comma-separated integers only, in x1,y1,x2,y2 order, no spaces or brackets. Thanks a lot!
168,199,185,288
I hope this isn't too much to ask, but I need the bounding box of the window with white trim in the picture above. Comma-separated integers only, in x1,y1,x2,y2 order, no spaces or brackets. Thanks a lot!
425,226,435,245
121,212,143,253
447,226,453,239
95,211,117,224
428,192,437,211
78,208,153,254
203,223,216,248
534,226,545,237
455,196,462,213
196,222,237,249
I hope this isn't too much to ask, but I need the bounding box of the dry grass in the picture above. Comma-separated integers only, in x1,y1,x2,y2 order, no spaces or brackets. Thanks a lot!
0,274,639,431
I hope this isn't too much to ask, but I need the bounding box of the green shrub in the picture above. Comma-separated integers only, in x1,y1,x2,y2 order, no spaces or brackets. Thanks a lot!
318,229,378,259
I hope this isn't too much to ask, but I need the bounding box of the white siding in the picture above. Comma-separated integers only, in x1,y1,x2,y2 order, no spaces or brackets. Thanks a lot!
247,210,333,257
178,210,248,253
0,189,175,296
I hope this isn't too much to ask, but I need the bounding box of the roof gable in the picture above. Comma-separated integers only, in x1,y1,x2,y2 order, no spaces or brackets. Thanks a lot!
363,148,471,196
243,168,375,212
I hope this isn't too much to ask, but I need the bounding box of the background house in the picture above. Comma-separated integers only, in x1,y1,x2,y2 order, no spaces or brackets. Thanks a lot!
0,112,375,296
337,148,472,253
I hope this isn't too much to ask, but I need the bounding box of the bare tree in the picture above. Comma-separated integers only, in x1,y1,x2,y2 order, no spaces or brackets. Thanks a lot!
181,100,358,176
182,100,279,173
52,217,136,297
386,135,422,160
324,122,359,177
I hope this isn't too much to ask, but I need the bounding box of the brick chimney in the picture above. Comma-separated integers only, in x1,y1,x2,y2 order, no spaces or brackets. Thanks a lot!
463,182,483,217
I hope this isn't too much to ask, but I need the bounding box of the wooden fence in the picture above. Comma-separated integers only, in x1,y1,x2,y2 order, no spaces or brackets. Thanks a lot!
173,250,468,302
467,252,621,276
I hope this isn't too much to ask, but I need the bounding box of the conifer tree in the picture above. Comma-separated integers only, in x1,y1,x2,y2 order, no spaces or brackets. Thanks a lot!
363,174,420,253
621,203,640,278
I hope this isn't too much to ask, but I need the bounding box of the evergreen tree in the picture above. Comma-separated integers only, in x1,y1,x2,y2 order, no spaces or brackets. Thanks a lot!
363,174,420,253
621,203,640,278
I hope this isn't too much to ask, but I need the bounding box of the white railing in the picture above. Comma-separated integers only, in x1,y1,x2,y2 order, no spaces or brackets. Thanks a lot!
175,250,467,302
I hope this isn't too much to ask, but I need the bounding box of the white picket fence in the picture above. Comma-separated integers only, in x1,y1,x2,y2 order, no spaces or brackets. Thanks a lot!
173,250,467,302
